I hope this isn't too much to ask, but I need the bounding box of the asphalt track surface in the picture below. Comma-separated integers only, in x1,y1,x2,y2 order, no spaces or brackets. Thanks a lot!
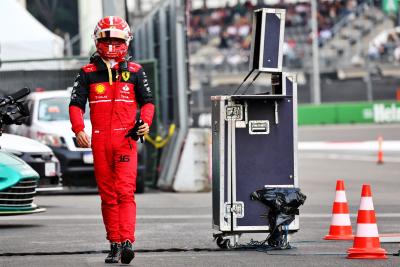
0,124,399,266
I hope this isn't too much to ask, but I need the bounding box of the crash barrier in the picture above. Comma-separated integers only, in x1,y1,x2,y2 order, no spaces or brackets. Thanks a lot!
173,128,211,192
134,0,189,191
298,101,400,125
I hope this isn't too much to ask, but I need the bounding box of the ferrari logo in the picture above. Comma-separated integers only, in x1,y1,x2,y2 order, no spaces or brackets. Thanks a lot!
95,84,106,94
122,71,130,81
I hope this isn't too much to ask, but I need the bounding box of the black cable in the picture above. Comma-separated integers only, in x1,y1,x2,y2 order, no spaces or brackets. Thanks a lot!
238,71,261,95
231,69,254,95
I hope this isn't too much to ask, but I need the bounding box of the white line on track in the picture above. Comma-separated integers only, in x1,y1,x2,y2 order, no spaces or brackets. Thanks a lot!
299,140,400,152
301,213,400,218
300,124,400,131
300,152,400,162
1,213,400,221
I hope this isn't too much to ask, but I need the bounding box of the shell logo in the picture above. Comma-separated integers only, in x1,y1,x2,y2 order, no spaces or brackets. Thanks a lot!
95,84,106,94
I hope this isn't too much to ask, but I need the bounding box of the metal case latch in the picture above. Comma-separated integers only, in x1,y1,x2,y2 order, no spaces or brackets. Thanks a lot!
224,202,244,218
225,105,243,121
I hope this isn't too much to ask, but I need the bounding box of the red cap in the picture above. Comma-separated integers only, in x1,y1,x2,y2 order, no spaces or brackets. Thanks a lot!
361,184,372,197
336,180,345,191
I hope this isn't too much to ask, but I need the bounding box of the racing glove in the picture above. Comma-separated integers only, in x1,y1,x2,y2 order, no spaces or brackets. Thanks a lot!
125,119,145,143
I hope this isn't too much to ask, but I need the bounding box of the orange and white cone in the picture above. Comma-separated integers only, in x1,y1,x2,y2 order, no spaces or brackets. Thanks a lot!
377,136,384,164
324,180,353,240
347,184,387,259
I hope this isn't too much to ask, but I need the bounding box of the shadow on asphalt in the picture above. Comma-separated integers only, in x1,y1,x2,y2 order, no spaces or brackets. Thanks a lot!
34,205,61,208
0,224,43,229
37,187,99,195
36,186,159,196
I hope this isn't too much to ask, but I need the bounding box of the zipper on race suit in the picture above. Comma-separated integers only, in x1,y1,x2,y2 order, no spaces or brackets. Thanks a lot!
111,66,133,151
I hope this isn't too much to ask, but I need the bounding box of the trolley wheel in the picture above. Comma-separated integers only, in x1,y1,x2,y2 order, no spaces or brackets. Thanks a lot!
216,236,225,248
216,238,234,249
222,239,233,249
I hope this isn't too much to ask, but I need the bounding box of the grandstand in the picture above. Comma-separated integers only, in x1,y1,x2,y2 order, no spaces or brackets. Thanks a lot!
187,0,400,111
189,1,396,71
2,0,399,106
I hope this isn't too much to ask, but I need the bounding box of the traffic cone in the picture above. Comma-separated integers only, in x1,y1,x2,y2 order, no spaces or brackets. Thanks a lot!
377,136,384,164
347,184,387,259
324,180,353,240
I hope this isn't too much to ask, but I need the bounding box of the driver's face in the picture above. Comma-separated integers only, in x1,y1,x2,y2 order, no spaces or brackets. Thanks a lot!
98,38,125,45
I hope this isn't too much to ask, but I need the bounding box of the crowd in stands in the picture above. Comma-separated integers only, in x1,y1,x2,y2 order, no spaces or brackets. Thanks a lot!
188,0,368,69
189,1,361,49
369,30,400,63
189,2,254,50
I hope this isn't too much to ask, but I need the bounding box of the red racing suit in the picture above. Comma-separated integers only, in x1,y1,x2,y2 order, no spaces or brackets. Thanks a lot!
69,55,154,243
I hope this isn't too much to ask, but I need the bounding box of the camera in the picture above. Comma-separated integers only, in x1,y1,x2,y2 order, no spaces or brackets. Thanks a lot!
0,88,31,133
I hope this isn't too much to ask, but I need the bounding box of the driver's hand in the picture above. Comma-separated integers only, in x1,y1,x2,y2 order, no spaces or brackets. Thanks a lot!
137,122,149,136
76,131,91,148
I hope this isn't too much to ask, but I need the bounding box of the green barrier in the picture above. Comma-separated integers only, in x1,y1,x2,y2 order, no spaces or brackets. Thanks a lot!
298,101,400,125
298,104,337,125
336,102,374,124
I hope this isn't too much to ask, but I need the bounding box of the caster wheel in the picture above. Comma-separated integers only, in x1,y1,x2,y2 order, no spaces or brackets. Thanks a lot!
216,236,225,248
222,239,232,249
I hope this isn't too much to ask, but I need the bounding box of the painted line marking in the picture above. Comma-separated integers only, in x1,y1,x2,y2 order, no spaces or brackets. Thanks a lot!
300,153,400,162
300,124,400,131
302,213,400,218
299,140,400,152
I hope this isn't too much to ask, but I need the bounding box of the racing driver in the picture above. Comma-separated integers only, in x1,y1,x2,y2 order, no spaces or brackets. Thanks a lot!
69,16,154,264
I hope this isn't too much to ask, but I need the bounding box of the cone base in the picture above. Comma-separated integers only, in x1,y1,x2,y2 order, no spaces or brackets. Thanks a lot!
347,247,387,259
324,234,354,240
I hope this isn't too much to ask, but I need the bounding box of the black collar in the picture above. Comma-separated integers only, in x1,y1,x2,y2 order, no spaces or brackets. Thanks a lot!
90,54,130,72
90,55,108,71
